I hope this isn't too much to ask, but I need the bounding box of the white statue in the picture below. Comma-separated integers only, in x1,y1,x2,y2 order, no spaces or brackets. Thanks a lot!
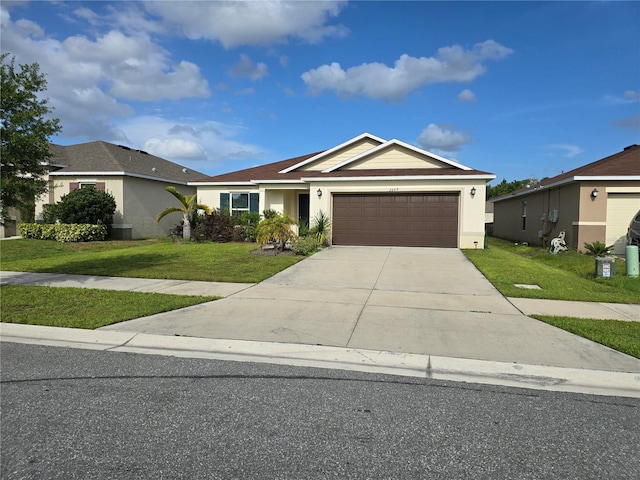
550,230,568,254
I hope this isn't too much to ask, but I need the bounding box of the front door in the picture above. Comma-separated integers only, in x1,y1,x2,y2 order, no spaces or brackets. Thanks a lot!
298,193,310,229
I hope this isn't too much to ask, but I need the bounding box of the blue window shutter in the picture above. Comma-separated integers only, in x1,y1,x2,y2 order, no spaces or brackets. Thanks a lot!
220,193,230,214
250,193,259,213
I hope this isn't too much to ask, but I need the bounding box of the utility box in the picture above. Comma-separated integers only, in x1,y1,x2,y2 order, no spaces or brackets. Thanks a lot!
595,257,616,279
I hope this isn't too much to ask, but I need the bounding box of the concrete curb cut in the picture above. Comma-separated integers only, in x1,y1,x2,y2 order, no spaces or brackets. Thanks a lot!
2,323,639,399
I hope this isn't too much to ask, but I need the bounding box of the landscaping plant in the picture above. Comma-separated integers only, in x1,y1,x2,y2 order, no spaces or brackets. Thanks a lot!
256,212,298,254
583,240,614,256
309,210,331,246
55,186,117,232
156,186,211,241
193,209,237,242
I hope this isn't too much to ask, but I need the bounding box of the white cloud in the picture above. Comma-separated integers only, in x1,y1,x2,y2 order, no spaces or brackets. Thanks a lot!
301,40,513,102
457,89,476,103
118,116,265,169
0,5,210,140
143,0,348,48
230,54,268,81
417,124,471,152
548,144,583,158
624,90,640,100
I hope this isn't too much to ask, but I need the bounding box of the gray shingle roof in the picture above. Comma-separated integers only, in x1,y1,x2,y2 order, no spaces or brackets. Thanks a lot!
48,141,207,184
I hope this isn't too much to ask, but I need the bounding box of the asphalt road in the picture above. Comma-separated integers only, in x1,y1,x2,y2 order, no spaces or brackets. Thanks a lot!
2,342,639,480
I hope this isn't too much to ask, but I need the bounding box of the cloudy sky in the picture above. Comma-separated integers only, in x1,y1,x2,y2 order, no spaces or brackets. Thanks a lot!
2,1,639,182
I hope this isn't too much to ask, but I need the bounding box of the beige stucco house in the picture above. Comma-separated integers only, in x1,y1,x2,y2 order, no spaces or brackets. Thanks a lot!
491,144,640,254
34,142,206,239
192,133,495,248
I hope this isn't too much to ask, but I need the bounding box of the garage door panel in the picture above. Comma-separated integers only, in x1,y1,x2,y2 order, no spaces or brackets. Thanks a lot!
332,193,459,247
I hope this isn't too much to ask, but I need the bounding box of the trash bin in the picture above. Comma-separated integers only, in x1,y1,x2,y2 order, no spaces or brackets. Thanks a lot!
595,257,616,279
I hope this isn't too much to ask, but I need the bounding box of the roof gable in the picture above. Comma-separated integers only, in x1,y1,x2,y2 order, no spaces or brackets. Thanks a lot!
279,132,384,173
323,139,472,173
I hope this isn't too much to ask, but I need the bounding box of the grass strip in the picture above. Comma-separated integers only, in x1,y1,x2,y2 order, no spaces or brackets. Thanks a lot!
0,238,302,283
533,315,640,359
0,285,218,329
464,237,640,303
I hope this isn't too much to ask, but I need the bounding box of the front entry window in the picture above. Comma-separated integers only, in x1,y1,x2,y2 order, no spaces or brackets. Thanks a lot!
231,193,249,215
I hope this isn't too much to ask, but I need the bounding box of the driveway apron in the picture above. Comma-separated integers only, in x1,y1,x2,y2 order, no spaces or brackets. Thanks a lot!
102,247,640,372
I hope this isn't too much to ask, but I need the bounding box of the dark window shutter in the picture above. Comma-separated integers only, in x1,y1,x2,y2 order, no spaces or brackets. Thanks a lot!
250,193,259,213
96,182,106,191
69,182,79,191
220,193,230,214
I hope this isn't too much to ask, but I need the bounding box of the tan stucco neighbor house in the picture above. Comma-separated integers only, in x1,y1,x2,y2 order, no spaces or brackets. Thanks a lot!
192,133,495,248
491,144,640,254
34,142,207,239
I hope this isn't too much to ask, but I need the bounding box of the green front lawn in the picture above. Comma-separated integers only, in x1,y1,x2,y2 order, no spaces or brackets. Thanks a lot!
0,285,217,329
464,237,640,304
534,315,640,359
0,238,302,283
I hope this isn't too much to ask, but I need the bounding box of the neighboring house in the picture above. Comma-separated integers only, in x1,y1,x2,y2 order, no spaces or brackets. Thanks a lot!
192,133,495,248
491,144,640,254
34,141,207,239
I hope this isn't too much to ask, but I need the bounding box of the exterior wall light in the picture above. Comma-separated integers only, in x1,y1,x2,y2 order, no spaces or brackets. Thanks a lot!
317,188,322,198
470,186,477,197
591,188,599,198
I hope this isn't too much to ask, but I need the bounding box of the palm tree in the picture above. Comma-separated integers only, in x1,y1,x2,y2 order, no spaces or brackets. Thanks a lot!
156,186,211,241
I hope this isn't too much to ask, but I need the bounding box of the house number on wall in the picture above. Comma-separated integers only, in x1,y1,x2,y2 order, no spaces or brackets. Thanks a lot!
389,187,399,192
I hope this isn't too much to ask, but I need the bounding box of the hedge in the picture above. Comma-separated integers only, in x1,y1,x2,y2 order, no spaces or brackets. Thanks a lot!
18,223,108,242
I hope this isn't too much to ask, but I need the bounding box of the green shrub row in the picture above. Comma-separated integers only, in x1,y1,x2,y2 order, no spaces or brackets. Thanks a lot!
291,235,322,256
18,223,108,242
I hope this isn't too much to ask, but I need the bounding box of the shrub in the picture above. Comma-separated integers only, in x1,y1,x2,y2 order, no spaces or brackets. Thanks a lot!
193,209,236,242
56,186,116,231
234,211,260,242
18,223,108,242
584,241,614,256
55,224,108,242
291,235,321,256
309,210,331,246
256,213,298,253
18,223,42,239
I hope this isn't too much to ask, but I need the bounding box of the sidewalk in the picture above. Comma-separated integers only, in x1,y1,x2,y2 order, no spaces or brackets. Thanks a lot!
2,270,638,321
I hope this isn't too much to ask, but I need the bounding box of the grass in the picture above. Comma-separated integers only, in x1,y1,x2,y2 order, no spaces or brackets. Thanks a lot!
0,285,217,329
534,315,640,359
0,238,302,283
463,237,640,304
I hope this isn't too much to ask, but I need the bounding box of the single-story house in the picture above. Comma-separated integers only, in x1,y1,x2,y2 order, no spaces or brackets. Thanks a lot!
34,141,207,239
491,144,640,254
192,133,495,248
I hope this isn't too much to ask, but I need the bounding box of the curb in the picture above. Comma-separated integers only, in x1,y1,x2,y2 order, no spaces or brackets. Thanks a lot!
2,323,639,398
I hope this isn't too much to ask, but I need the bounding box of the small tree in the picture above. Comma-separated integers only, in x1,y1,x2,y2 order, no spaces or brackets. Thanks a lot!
56,186,116,231
156,186,211,241
1,53,62,217
256,212,298,254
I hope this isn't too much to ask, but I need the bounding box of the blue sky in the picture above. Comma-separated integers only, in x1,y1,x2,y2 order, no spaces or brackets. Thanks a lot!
2,1,639,183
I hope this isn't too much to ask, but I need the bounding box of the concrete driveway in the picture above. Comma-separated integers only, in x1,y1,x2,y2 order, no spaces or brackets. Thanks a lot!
102,247,640,372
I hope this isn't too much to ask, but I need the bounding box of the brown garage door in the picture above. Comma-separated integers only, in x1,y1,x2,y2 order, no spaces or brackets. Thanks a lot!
332,193,459,247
